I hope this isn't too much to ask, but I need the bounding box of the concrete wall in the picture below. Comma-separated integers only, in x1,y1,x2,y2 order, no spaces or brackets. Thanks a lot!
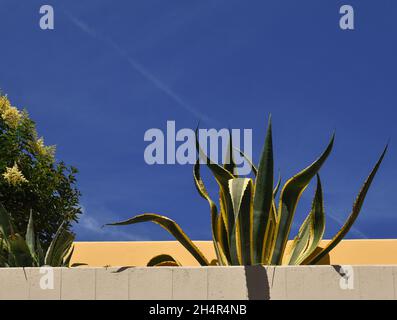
70,239,397,267
1,266,396,300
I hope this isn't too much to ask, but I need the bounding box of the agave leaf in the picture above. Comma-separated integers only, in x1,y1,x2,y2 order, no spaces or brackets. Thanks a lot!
26,210,36,257
252,117,274,264
271,134,334,265
273,173,281,198
228,178,250,264
209,259,218,266
63,245,75,267
0,203,13,239
8,234,34,267
44,221,65,265
147,254,181,267
195,127,235,184
0,253,8,267
215,212,230,265
286,175,325,265
224,130,237,176
296,174,325,264
262,200,278,264
218,188,236,264
106,214,210,266
156,261,180,266
48,230,74,266
195,127,236,259
193,159,229,265
36,235,44,266
229,178,253,265
233,147,258,176
306,146,387,265
45,222,75,267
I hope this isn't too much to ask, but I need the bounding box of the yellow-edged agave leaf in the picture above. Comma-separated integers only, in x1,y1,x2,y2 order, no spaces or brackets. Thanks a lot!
156,261,180,266
216,212,230,265
193,159,229,265
195,127,235,184
224,131,237,176
287,175,325,265
228,178,253,265
306,145,388,265
233,147,258,176
209,259,218,266
273,173,281,198
8,233,34,267
63,245,75,267
252,117,274,265
195,128,235,250
271,134,334,265
147,254,181,267
106,214,210,266
219,186,235,253
219,185,239,263
26,210,36,257
262,200,278,264
45,222,74,267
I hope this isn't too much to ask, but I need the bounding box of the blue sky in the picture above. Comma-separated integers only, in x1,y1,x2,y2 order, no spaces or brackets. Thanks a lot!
0,0,396,241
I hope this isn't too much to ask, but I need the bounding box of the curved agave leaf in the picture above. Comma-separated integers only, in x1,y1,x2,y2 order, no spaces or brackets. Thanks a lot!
155,261,180,266
219,188,236,264
209,259,219,266
224,130,237,176
215,213,230,265
195,127,236,261
106,214,210,266
147,254,181,267
45,222,75,267
252,117,274,264
36,235,45,266
262,200,278,264
193,159,229,265
0,203,13,240
273,173,281,198
306,145,387,265
271,134,334,265
233,147,258,176
286,175,325,265
229,178,253,265
0,252,8,267
62,245,75,267
8,234,34,267
195,127,235,184
26,210,35,257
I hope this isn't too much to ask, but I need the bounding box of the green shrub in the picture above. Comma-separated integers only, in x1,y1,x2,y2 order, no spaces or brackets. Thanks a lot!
0,204,75,267
0,93,81,248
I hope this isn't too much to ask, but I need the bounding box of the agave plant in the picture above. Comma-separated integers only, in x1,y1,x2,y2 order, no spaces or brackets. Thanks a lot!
0,204,75,267
107,117,387,266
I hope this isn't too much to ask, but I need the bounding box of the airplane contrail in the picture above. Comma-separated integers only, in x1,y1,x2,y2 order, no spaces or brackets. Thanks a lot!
327,212,369,239
63,10,216,125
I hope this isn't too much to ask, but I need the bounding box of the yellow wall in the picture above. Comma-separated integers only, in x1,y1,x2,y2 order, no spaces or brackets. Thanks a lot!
70,239,397,267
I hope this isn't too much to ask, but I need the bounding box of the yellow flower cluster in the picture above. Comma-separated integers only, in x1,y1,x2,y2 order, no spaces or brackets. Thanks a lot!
34,137,56,158
2,163,28,186
0,96,21,128
0,96,11,113
36,137,46,153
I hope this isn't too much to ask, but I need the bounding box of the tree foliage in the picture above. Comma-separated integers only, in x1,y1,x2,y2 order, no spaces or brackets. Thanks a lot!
0,93,81,248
